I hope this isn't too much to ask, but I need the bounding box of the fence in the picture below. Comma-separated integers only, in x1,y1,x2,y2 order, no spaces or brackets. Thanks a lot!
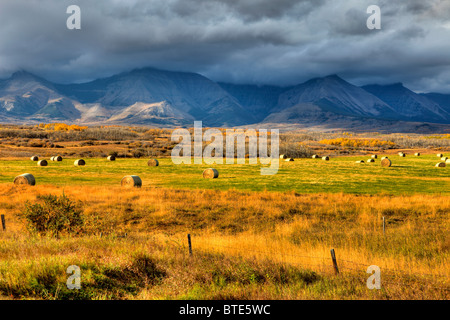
183,233,450,292
0,214,448,293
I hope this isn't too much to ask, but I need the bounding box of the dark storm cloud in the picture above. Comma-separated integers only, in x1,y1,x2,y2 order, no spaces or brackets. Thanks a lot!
0,0,449,93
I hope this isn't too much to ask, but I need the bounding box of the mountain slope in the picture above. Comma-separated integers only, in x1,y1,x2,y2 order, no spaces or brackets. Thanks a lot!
277,75,398,117
218,83,289,122
0,71,80,119
0,69,449,131
263,75,399,124
420,93,450,114
57,67,255,126
362,83,450,123
107,101,194,125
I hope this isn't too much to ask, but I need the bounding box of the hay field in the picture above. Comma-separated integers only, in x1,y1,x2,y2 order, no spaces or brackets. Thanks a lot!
0,151,448,300
0,154,448,194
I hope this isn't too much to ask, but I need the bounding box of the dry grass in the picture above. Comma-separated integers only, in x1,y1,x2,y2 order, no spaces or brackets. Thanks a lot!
0,184,448,299
1,125,449,160
0,125,448,300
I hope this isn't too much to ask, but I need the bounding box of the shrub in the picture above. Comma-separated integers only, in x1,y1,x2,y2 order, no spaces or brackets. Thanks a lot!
80,141,96,146
132,149,146,158
28,141,45,148
280,142,314,158
21,194,84,237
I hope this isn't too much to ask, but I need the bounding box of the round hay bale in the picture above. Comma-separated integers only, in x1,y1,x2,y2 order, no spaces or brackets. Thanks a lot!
74,159,85,166
107,155,116,161
381,158,392,167
50,156,55,161
37,160,48,166
285,158,294,162
446,159,450,164
381,156,388,160
121,175,142,188
322,156,329,161
203,168,219,179
437,153,443,157
398,152,405,157
355,160,365,164
280,154,287,159
367,159,375,163
312,155,320,159
54,155,62,161
14,173,35,186
441,157,448,161
30,156,39,161
414,153,420,156
435,162,446,168
147,159,159,167
371,155,378,159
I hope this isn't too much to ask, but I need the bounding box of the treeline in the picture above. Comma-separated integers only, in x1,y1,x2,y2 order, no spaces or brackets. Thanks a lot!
0,126,140,141
0,124,448,151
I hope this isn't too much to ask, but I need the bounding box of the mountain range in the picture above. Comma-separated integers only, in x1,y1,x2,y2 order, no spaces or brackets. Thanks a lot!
1,67,449,132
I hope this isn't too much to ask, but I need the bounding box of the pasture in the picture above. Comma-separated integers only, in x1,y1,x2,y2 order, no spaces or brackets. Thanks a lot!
1,153,449,194
0,152,448,300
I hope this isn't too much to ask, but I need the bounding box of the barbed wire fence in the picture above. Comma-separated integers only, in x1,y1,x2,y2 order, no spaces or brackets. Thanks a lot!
173,233,450,292
1,218,448,294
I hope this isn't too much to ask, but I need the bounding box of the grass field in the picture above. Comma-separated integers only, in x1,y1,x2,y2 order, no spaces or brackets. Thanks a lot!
0,154,449,194
0,152,448,300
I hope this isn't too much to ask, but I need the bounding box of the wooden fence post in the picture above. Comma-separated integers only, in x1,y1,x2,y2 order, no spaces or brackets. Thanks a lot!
1,214,5,231
187,234,193,256
330,249,339,274
382,217,386,235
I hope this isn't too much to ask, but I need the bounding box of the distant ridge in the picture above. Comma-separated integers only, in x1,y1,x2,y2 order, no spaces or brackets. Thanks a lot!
362,83,450,123
0,67,449,132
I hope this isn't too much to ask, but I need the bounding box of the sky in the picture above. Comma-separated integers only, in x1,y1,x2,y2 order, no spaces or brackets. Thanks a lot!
0,0,450,93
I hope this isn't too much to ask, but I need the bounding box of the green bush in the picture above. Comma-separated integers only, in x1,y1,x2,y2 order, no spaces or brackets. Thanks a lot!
21,194,84,237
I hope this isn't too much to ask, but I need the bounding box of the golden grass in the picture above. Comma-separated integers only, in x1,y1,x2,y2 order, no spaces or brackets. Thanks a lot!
0,183,448,299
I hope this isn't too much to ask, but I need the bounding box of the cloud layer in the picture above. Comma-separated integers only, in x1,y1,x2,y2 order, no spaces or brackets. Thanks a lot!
1,0,450,92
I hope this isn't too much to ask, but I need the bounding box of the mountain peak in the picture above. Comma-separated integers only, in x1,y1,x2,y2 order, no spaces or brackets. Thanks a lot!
10,70,41,81
305,74,347,85
388,82,404,88
129,66,160,74
274,72,396,119
323,74,343,80
128,66,195,76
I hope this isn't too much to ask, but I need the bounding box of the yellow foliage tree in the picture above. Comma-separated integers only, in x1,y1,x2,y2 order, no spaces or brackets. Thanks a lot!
320,138,396,148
